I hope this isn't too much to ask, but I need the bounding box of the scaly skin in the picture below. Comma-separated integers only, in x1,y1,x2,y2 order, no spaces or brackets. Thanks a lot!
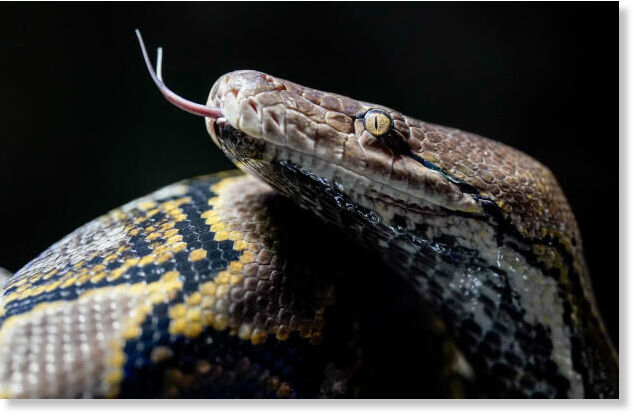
0,67,617,398
0,173,471,398
205,70,618,398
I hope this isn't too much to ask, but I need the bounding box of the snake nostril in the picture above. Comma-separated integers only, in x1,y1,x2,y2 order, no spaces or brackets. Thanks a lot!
249,101,258,113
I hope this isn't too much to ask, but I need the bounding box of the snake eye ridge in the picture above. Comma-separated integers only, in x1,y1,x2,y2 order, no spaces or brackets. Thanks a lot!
363,109,392,137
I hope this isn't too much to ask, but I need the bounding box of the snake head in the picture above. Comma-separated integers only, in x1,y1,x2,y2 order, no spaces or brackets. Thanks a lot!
205,70,580,246
206,70,486,220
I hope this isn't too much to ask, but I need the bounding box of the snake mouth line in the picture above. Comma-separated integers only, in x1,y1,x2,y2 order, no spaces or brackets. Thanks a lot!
210,114,485,218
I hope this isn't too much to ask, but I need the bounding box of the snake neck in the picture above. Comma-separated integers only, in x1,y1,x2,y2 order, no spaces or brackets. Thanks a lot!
212,121,617,398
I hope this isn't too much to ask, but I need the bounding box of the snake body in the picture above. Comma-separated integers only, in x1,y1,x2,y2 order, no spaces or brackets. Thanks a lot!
0,46,618,397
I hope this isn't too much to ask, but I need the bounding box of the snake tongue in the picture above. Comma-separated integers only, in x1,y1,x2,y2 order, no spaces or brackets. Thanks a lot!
135,29,224,119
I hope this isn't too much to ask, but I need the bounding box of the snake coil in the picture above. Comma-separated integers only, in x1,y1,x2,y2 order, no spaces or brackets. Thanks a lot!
0,32,618,399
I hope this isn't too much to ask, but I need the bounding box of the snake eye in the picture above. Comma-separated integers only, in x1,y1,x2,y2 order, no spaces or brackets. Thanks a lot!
363,109,392,137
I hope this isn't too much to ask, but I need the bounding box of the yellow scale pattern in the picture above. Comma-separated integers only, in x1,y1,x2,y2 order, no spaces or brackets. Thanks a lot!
167,176,325,345
0,174,330,398
0,186,196,398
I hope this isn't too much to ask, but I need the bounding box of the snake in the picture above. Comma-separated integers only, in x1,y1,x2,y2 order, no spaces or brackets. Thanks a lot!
0,31,618,399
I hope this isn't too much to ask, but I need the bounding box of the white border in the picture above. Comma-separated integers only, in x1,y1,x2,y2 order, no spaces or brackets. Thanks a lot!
0,0,628,414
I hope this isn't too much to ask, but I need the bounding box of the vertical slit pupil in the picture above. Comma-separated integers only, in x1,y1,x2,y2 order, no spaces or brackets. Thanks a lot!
374,116,378,131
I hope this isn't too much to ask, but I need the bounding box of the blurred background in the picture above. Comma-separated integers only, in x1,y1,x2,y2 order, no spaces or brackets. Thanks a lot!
0,3,617,343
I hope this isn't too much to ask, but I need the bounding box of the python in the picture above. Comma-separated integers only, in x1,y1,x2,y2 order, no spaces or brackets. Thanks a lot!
0,31,617,398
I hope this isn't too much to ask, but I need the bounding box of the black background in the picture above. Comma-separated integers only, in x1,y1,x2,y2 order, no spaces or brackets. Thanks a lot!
0,3,617,343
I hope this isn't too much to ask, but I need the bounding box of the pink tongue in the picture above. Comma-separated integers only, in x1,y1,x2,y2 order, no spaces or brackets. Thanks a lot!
135,29,224,119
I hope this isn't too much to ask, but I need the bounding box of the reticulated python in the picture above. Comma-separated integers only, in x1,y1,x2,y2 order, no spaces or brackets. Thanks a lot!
0,31,618,398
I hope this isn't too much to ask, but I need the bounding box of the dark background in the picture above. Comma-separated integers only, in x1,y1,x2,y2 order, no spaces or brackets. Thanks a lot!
0,3,617,343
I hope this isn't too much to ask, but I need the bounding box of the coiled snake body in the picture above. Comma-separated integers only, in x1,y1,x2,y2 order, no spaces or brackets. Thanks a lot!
0,33,618,398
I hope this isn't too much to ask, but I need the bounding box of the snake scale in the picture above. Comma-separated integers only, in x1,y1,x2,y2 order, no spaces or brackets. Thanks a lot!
0,31,618,399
